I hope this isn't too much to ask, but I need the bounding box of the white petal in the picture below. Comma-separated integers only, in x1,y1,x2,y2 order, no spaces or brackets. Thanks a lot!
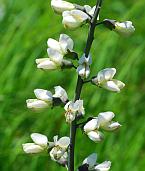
78,54,92,65
47,48,63,65
47,38,62,52
83,153,97,169
57,137,70,148
51,0,75,14
84,118,98,133
74,100,85,115
97,68,116,83
36,58,57,70
87,131,104,142
95,161,111,171
34,89,53,102
59,34,74,52
26,99,48,109
98,112,115,127
102,121,121,131
62,12,81,29
22,143,44,154
71,10,89,22
31,133,48,147
53,135,58,144
112,79,125,89
102,81,121,92
115,21,135,36
53,86,68,103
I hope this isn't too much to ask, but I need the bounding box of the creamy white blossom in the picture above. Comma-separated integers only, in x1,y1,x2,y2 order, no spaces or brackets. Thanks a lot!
81,153,111,171
22,133,48,154
62,10,90,29
114,21,135,36
51,0,75,14
92,68,125,92
64,100,84,123
77,54,92,79
26,89,53,110
53,86,68,103
84,112,121,142
50,135,70,162
84,5,99,19
36,34,74,70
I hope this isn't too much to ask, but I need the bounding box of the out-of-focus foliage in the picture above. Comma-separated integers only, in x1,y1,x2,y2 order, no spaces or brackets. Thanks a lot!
0,0,145,170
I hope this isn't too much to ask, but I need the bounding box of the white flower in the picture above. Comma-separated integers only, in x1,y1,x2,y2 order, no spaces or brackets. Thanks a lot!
53,86,68,103
64,100,85,123
22,133,48,154
62,10,90,29
114,21,135,36
34,89,53,102
36,34,74,70
26,89,53,110
82,153,111,171
84,112,121,142
50,136,70,162
26,99,49,109
84,5,100,19
92,68,125,92
51,0,75,14
77,54,92,79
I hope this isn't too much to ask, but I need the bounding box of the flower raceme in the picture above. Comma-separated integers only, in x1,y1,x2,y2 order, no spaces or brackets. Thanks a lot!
64,100,85,123
26,86,68,110
92,68,125,92
78,153,111,171
77,54,92,79
51,0,75,14
36,34,74,70
22,133,48,154
84,112,121,142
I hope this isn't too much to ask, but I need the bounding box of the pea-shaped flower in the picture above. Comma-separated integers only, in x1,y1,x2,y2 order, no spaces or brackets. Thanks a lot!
49,135,70,163
26,89,53,110
114,21,135,36
51,0,75,14
62,10,90,29
22,133,48,154
53,86,68,103
92,68,125,92
84,112,121,143
77,54,92,79
36,34,74,70
78,153,111,171
64,100,85,123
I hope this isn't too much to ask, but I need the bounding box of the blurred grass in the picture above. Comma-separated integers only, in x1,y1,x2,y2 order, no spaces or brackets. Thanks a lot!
0,0,145,170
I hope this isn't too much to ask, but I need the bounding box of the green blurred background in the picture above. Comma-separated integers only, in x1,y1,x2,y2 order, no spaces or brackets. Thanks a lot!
0,0,145,170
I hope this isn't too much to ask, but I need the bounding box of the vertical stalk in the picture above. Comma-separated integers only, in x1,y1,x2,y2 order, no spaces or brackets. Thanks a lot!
68,0,103,171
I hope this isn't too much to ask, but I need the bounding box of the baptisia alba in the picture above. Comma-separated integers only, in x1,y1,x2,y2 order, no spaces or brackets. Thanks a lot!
51,0,75,14
92,68,125,92
64,100,85,123
36,34,74,70
78,153,111,171
22,133,48,154
84,112,121,142
62,10,90,29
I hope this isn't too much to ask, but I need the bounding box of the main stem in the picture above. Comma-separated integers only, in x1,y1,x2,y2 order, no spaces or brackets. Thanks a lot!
68,1,103,171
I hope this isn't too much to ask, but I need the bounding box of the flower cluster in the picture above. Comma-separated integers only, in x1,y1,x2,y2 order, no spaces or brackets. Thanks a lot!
22,0,135,170
23,133,70,166
26,86,68,110
84,112,121,142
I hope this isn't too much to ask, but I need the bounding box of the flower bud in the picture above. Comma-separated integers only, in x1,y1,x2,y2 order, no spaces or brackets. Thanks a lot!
53,86,68,103
36,58,58,70
34,89,53,102
62,10,90,29
22,143,44,154
51,0,75,14
26,99,49,109
87,131,104,142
